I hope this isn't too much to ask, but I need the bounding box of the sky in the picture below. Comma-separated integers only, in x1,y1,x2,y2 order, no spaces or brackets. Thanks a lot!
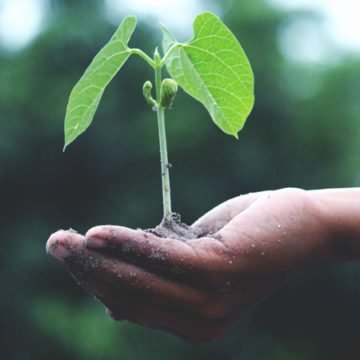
104,0,220,41
0,0,359,61
0,0,46,50
269,0,360,51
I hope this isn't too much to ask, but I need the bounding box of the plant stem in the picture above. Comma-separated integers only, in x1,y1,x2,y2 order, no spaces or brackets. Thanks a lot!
155,65,172,222
159,43,183,67
128,48,156,68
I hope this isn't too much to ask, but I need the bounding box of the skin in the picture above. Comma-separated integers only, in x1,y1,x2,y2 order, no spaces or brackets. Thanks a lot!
46,187,360,343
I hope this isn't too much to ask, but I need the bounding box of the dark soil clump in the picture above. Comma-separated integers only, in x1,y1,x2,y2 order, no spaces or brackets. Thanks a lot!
145,213,204,241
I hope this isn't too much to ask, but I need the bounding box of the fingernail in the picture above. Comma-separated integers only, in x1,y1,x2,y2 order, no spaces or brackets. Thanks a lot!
87,237,107,248
48,242,70,261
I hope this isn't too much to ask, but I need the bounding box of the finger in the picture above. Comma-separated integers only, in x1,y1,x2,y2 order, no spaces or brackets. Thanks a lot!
67,263,125,315
76,245,213,313
47,229,84,259
71,265,233,343
191,191,269,235
84,273,233,342
85,225,206,274
57,249,234,343
91,258,214,314
106,308,196,342
47,231,124,310
47,231,235,342
105,298,234,343
85,226,238,287
48,229,216,313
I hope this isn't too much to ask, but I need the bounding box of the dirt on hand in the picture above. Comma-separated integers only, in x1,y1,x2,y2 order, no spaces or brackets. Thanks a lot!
145,213,210,241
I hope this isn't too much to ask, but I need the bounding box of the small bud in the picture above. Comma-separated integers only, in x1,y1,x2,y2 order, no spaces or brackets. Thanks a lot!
154,47,161,65
142,80,156,107
160,78,178,108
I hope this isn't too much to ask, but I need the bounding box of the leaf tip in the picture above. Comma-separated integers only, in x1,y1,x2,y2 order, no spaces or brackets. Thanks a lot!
63,138,71,152
160,22,170,35
126,15,137,23
63,133,74,152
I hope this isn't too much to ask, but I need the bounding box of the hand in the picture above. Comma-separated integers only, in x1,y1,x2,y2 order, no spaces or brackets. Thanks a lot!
46,188,330,342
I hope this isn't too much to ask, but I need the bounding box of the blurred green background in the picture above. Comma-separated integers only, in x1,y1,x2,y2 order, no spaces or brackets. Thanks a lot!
1,0,360,358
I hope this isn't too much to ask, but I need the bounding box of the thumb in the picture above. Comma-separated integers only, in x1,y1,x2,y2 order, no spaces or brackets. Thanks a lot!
191,191,268,235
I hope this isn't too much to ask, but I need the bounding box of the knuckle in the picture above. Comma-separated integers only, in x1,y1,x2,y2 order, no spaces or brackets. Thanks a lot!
277,187,308,201
276,187,316,215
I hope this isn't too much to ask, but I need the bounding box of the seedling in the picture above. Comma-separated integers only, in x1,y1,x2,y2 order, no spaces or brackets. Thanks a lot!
63,12,254,230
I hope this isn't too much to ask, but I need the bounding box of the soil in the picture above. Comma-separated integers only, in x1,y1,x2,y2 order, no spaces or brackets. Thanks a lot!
145,213,208,241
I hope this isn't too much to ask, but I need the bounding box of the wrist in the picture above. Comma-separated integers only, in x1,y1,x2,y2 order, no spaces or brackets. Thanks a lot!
310,188,360,262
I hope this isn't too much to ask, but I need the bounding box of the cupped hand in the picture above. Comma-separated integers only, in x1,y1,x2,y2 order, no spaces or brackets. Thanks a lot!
46,188,329,342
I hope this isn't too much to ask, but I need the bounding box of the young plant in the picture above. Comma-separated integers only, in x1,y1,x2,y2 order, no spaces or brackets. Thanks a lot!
63,12,254,226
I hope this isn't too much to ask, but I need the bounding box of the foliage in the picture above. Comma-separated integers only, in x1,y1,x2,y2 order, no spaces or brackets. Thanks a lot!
63,11,254,221
64,16,137,149
64,12,254,148
1,0,360,359
162,12,254,137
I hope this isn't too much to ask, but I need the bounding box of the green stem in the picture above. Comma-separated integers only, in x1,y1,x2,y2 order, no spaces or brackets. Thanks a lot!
129,48,156,68
155,65,172,221
159,43,183,67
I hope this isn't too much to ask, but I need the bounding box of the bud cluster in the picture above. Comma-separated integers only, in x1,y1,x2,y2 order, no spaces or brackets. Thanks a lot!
160,78,178,108
142,78,178,109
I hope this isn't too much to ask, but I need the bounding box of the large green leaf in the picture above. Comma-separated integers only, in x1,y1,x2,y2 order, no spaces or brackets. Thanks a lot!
162,12,254,138
64,16,136,150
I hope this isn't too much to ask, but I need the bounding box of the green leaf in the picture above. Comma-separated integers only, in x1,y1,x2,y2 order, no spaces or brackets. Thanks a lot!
162,12,254,138
63,16,137,150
